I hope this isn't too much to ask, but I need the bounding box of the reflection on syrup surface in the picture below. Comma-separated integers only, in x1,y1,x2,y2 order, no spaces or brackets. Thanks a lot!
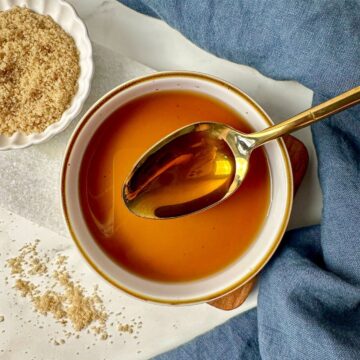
79,90,270,282
124,130,236,218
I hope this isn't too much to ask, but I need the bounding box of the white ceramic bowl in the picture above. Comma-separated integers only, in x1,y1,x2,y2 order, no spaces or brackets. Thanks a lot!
62,72,293,305
0,0,93,150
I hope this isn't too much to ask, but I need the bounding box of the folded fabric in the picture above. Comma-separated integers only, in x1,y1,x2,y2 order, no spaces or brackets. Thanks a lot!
119,1,360,359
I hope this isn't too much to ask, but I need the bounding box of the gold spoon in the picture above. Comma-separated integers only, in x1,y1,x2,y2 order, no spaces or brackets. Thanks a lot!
123,86,360,219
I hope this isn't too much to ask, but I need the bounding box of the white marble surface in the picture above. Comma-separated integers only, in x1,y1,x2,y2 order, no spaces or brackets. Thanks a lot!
0,1,324,359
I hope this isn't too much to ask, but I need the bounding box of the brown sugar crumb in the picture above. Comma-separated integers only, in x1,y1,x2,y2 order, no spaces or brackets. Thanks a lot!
14,279,36,297
56,255,67,266
0,315,4,322
118,323,134,334
91,326,102,335
62,277,108,331
100,333,109,341
28,258,47,275
0,7,80,136
6,257,24,275
32,291,66,320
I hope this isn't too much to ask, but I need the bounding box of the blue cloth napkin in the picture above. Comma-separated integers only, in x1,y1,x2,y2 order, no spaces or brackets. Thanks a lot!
119,1,360,358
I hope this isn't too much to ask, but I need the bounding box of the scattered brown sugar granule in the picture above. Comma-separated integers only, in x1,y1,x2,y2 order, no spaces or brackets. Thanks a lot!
52,269,108,332
0,7,80,136
0,315,4,322
5,240,142,347
32,290,66,320
14,279,36,297
28,257,47,275
118,323,134,334
56,255,67,266
6,240,41,275
6,256,24,275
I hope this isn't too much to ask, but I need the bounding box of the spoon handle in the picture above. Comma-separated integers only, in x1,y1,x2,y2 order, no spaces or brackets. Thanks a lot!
251,86,360,147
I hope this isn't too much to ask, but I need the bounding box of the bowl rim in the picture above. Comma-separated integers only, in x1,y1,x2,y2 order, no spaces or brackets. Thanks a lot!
0,0,94,150
61,71,293,305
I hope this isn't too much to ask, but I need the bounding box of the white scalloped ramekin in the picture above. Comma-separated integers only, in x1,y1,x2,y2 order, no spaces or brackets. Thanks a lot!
0,0,93,150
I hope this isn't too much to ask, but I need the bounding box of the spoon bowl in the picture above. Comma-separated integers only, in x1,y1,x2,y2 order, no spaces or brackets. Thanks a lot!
123,122,254,219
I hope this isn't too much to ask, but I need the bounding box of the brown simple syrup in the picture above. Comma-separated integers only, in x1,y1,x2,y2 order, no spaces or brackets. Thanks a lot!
79,90,270,282
125,130,236,218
